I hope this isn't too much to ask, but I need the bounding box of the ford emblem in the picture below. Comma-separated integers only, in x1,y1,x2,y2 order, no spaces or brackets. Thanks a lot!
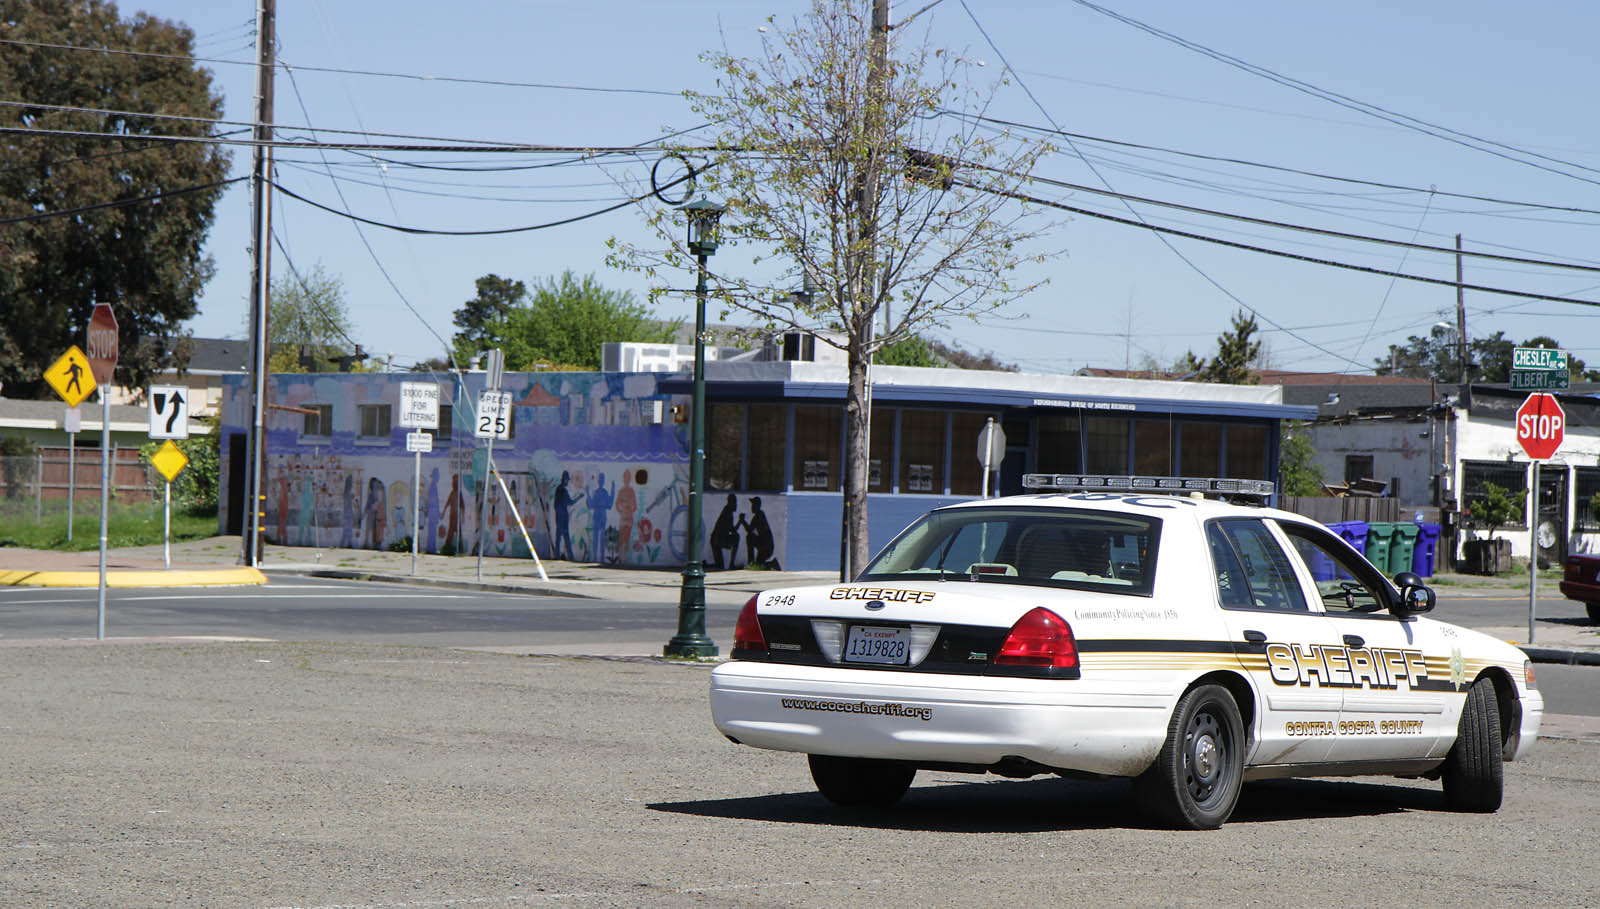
865,599,886,611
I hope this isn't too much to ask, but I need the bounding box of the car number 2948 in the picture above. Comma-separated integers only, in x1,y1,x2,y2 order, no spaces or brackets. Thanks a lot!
844,626,910,664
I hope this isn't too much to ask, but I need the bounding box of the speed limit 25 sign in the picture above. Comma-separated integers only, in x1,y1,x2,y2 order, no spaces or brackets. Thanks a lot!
475,390,512,440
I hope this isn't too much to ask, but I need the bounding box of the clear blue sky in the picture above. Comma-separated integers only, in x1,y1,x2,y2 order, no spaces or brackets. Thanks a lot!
140,0,1600,376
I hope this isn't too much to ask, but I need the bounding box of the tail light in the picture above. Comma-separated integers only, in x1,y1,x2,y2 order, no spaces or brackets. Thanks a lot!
995,607,1077,669
1565,558,1582,581
733,595,767,652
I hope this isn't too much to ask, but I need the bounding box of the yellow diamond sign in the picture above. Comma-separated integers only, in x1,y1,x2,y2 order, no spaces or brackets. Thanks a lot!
44,345,97,408
150,440,189,482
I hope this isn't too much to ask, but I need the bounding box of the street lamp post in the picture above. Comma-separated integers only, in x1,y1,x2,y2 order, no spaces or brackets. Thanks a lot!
665,197,725,659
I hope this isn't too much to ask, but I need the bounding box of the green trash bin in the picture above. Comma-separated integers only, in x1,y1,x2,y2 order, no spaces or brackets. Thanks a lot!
1388,523,1420,576
1365,522,1394,575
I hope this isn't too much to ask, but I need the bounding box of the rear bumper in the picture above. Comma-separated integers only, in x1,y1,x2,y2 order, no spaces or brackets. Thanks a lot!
1557,580,1600,604
709,660,1171,777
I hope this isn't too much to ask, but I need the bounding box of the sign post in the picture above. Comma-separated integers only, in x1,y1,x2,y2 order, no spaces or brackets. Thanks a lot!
86,304,118,641
45,348,95,543
399,382,440,575
1516,392,1564,643
473,351,507,583
977,417,1006,498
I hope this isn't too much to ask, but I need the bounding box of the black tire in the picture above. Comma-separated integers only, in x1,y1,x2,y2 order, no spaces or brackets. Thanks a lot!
1134,684,1245,829
1441,678,1504,812
807,754,916,808
1587,602,1600,625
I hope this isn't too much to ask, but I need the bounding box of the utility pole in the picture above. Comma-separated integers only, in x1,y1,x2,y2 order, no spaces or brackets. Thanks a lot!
241,0,276,566
1455,233,1466,386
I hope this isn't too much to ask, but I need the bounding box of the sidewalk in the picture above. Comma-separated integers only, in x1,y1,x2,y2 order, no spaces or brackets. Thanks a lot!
1,535,1595,664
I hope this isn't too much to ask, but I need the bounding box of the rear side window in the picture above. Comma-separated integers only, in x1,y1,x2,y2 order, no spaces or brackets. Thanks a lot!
1207,519,1308,612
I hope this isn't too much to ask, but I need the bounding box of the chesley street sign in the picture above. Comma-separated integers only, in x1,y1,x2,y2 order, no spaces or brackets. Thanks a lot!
1512,347,1567,372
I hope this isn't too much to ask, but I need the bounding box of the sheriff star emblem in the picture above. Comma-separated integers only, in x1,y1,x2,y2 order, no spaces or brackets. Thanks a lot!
1448,647,1467,690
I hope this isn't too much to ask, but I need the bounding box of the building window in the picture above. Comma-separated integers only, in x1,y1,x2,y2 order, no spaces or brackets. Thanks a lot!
1344,454,1374,485
748,404,785,491
793,405,841,491
358,403,392,441
1035,413,1081,474
1577,468,1600,531
1085,416,1129,474
707,403,744,491
424,404,453,446
1133,418,1173,476
949,412,994,495
899,409,946,493
1227,423,1268,479
1462,461,1529,530
1180,421,1221,476
869,409,894,492
301,404,333,439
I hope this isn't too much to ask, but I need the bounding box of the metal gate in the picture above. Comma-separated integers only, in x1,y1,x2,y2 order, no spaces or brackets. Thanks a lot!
1537,465,1566,569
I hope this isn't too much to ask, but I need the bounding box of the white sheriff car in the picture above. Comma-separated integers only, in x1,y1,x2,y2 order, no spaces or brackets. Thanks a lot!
709,475,1543,829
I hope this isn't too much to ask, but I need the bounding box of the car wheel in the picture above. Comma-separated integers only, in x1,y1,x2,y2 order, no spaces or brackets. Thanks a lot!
807,754,916,808
1134,684,1245,829
1587,602,1600,625
1441,678,1503,812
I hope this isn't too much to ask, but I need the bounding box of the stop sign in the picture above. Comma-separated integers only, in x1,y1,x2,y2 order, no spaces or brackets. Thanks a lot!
1516,393,1564,460
86,303,118,386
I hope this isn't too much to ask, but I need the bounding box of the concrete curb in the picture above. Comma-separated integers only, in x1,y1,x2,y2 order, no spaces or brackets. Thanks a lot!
261,567,599,600
1520,646,1600,667
0,567,268,588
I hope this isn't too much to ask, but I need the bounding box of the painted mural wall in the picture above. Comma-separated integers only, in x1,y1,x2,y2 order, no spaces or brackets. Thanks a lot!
219,372,788,569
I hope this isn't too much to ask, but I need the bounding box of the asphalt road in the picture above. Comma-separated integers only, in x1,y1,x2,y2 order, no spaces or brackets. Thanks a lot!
1,642,1595,907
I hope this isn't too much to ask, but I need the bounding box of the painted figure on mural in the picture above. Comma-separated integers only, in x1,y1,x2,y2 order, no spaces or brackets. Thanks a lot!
425,467,441,554
444,473,463,554
297,470,315,546
615,469,639,564
708,493,741,570
340,475,357,548
364,477,387,549
552,470,582,560
588,472,615,564
276,473,290,545
739,496,778,570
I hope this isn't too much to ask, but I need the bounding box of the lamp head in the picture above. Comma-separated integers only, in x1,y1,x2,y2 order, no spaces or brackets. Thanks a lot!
683,196,726,256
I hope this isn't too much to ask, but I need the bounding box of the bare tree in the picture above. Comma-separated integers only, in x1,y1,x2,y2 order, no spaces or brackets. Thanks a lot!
613,0,1053,574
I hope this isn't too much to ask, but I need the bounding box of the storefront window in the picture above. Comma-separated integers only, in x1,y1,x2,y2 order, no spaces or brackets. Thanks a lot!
898,410,946,493
1180,421,1221,476
793,405,841,491
748,404,785,491
1133,418,1173,476
949,412,994,495
707,403,744,491
869,409,895,492
1035,413,1081,474
1227,423,1268,479
1085,416,1129,474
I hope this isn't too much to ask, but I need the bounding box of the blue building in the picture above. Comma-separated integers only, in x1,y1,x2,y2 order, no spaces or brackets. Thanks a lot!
217,361,1314,570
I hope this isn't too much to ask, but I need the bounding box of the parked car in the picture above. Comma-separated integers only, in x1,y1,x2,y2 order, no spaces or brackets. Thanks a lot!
1558,553,1600,623
709,475,1544,829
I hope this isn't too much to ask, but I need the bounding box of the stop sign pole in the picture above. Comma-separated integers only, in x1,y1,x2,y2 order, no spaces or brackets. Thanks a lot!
1516,393,1563,644
87,303,119,641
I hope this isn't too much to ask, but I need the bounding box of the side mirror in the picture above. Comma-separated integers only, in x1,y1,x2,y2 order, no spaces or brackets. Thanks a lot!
1392,571,1436,615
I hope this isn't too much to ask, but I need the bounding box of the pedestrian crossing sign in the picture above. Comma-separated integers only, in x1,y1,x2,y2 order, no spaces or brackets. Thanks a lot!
45,345,96,407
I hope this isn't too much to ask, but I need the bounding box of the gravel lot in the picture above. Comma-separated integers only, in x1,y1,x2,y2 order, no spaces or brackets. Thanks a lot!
2,641,1596,907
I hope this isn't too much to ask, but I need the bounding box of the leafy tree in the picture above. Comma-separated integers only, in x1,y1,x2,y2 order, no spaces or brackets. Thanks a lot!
452,273,525,360
491,271,677,371
139,413,218,513
877,335,939,367
1278,423,1324,497
1471,331,1516,383
258,264,366,372
1373,329,1588,383
0,1,229,397
927,339,1015,372
1463,481,1525,541
612,0,1052,573
1183,310,1262,385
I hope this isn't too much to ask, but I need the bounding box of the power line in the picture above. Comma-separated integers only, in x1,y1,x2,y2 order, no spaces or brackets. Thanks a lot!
0,176,246,225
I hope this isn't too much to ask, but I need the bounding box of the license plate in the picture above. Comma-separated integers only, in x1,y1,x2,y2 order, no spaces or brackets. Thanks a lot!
843,625,910,665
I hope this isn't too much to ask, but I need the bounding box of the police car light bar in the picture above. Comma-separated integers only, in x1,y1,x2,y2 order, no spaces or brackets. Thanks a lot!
1021,473,1276,499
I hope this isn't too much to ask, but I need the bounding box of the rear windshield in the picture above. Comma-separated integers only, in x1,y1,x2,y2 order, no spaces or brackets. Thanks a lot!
857,506,1160,597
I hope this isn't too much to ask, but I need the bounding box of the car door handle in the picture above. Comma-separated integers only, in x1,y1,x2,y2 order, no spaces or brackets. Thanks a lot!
1243,630,1267,643
1343,634,1365,648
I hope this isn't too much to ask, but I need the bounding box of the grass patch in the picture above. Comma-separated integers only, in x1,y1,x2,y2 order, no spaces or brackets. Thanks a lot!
0,502,218,550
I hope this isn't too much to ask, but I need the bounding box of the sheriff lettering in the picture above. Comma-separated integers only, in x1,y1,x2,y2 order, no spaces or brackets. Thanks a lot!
1266,642,1446,691
829,587,937,603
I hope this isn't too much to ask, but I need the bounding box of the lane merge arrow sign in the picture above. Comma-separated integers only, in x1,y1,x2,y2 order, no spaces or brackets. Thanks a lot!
148,385,191,439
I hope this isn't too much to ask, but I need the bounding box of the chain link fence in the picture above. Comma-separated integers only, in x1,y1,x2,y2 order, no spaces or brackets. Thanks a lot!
0,449,164,527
